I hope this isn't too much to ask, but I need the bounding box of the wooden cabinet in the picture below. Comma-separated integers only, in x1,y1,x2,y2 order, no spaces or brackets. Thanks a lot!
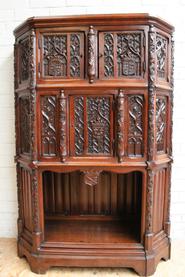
14,14,174,276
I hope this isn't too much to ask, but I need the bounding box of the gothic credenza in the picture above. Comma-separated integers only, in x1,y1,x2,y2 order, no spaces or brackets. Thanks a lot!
14,14,174,276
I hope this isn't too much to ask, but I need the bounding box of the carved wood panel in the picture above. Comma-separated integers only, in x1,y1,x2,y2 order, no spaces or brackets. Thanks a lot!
156,34,168,80
20,96,31,154
128,95,144,156
20,167,33,233
41,96,57,156
156,96,167,153
70,94,113,156
19,37,30,83
152,168,166,233
41,33,84,79
99,31,144,79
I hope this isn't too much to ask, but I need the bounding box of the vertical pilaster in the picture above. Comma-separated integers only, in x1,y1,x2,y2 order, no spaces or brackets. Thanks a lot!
29,29,37,161
87,26,96,83
145,25,156,251
117,89,125,162
59,90,67,162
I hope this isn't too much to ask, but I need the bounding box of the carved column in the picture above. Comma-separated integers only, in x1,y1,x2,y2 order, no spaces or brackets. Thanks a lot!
59,90,67,162
87,26,96,84
31,169,43,252
165,34,174,237
29,29,37,161
117,90,125,162
145,25,156,250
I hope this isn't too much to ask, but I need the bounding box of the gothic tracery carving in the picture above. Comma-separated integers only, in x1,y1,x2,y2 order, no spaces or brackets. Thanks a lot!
87,97,111,154
156,34,167,79
156,97,167,152
104,33,114,77
74,96,84,155
117,33,141,77
70,34,81,77
20,97,31,154
41,96,57,156
128,95,144,156
43,35,67,77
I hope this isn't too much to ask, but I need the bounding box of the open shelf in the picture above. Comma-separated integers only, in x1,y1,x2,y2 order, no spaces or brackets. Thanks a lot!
43,171,142,245
44,219,140,244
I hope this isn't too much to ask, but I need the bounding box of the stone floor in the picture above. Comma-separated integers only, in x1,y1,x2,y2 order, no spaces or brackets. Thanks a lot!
0,238,185,277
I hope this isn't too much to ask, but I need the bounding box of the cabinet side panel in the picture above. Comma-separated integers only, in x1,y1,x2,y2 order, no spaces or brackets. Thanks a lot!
152,168,166,234
20,167,33,233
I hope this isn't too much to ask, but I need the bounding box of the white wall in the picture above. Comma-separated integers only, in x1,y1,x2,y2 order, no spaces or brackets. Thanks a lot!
0,0,185,238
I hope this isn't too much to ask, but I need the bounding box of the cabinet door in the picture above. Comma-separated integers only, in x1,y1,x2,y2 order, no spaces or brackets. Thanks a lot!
39,32,84,79
69,93,115,157
99,31,146,80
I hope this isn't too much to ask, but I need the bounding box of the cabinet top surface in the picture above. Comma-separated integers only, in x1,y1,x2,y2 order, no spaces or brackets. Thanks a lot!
14,13,174,37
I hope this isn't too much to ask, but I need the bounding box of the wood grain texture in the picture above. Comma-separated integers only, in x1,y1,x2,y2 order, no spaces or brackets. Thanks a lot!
14,14,174,276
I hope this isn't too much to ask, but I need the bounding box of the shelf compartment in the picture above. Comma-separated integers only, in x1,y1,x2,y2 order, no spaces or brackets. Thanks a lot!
44,219,140,244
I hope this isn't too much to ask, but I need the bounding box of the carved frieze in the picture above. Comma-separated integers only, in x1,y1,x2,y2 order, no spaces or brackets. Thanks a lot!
117,33,141,77
128,95,144,156
156,34,167,79
117,90,125,162
87,26,96,83
41,96,57,156
59,91,67,161
156,97,167,152
87,97,111,154
74,96,84,155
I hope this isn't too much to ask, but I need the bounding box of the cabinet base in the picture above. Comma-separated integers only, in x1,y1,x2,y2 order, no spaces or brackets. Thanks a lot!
17,238,171,276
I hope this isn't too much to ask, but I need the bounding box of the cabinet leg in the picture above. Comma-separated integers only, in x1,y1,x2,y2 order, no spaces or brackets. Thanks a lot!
30,262,49,275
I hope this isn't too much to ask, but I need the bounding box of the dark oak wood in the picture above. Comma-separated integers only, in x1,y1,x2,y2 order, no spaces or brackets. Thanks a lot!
14,13,174,276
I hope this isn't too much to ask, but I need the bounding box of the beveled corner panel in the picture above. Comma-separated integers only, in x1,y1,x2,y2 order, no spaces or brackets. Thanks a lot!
99,30,146,81
38,31,85,80
19,95,31,155
155,29,171,86
152,168,167,234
